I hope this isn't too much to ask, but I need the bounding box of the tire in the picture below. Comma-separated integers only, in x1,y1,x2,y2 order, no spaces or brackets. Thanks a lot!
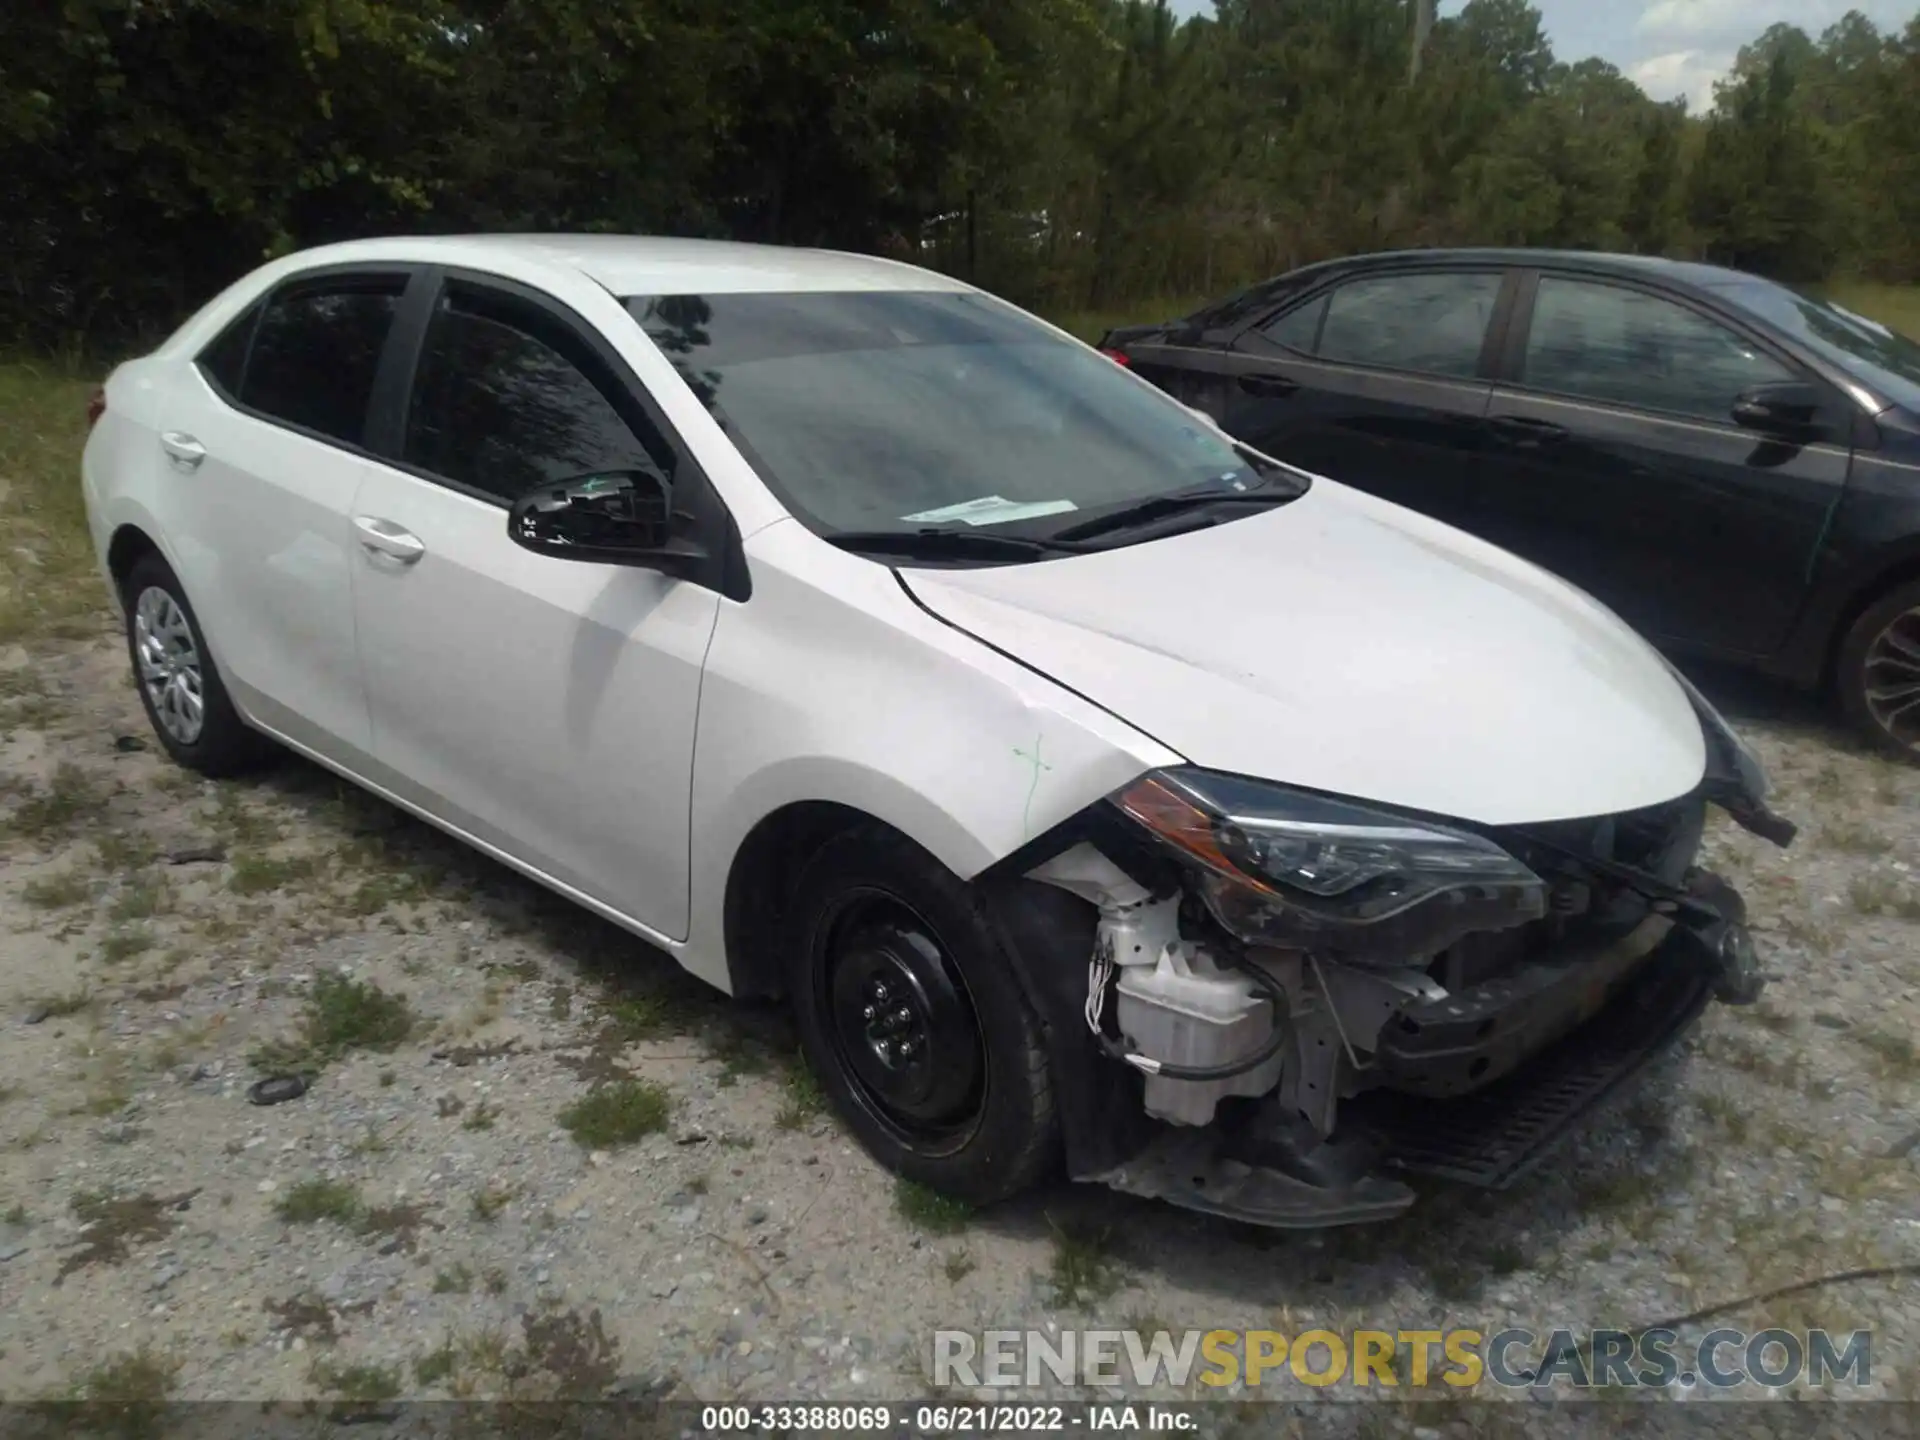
786,824,1058,1205
122,553,274,776
1837,577,1920,762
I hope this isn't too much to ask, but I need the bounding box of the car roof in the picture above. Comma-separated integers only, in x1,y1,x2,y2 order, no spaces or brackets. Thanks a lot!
266,234,973,296
1297,248,1759,288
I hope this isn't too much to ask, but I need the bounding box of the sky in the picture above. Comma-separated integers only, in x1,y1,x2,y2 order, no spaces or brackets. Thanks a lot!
1165,1,1917,112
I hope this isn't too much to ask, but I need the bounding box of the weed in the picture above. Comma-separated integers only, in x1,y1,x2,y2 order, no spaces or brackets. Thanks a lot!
1848,873,1920,921
252,972,415,1071
895,1177,972,1235
462,1100,500,1132
1044,1217,1122,1309
775,1060,827,1131
67,1344,180,1437
1853,1026,1920,1081
109,876,172,921
99,927,156,964
11,763,111,842
470,1186,515,1223
22,869,92,909
1820,821,1892,856
274,1178,364,1227
228,852,318,896
59,1190,192,1282
942,1250,977,1283
3,1202,26,1225
308,1358,402,1402
684,1173,710,1197
378,1069,397,1088
94,831,160,871
434,1264,475,1294
416,1339,460,1387
30,988,94,1020
483,1267,509,1295
558,1078,671,1148
1742,1004,1797,1036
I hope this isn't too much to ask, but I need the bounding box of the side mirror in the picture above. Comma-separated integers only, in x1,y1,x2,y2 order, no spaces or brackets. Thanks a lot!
1731,381,1824,437
508,466,703,571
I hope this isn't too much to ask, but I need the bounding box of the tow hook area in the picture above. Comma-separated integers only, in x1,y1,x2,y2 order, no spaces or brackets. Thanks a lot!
1677,870,1765,1007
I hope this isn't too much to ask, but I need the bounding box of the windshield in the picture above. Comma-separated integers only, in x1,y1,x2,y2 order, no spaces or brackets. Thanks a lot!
626,290,1301,541
1716,280,1920,413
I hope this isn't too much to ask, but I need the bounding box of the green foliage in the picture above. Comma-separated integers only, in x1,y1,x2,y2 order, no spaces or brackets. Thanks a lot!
7,0,1920,354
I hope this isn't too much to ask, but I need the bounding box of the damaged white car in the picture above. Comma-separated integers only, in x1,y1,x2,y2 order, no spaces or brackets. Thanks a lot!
83,236,1795,1226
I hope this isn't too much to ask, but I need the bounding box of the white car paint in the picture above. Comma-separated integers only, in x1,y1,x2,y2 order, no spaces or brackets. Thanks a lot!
901,477,1708,826
82,234,1710,999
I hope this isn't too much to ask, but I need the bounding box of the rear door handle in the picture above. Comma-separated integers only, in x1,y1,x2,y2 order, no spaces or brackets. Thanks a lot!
1236,373,1300,399
159,432,206,469
1488,415,1570,447
353,516,426,565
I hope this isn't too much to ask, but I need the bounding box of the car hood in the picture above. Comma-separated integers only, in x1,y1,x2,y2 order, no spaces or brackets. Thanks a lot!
899,478,1707,826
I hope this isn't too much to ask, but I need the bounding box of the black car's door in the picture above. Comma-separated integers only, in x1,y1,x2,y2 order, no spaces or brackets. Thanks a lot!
1475,272,1852,658
1208,267,1513,525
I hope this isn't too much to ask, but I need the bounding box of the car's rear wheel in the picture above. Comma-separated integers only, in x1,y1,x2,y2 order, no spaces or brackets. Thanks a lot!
786,825,1057,1205
122,553,273,776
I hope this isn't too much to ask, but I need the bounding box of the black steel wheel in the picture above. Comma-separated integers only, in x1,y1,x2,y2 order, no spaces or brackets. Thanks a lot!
787,825,1057,1204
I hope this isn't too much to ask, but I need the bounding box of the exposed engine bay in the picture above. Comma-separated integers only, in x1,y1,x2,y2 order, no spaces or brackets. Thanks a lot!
1018,692,1791,1228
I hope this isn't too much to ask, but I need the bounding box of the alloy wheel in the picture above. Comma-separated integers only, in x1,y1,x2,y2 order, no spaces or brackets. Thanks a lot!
133,585,205,745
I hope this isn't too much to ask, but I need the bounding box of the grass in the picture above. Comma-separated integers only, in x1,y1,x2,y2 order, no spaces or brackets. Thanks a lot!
308,1358,403,1402
942,1250,977,1283
251,972,415,1072
99,927,156,964
228,851,319,896
0,362,102,647
22,869,93,909
1044,1217,1123,1310
894,1177,972,1234
774,1060,827,1131
30,988,95,1020
470,1185,515,1223
66,1344,180,1440
557,1077,671,1147
10,763,112,842
274,1178,364,1226
1852,1025,1920,1081
434,1263,475,1294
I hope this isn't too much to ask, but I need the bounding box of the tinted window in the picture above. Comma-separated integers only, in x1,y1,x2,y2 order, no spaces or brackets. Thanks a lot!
630,291,1298,537
242,281,403,444
196,304,258,399
1260,294,1326,352
1524,278,1796,422
1718,281,1920,413
1316,272,1501,378
405,288,668,503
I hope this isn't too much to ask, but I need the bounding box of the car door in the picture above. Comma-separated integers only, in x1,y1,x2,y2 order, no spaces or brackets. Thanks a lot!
1475,272,1851,658
162,269,411,760
348,273,721,941
1212,268,1510,525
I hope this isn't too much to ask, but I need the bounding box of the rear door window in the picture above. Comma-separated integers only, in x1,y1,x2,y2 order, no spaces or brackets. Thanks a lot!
1312,272,1503,379
241,278,406,446
196,304,259,401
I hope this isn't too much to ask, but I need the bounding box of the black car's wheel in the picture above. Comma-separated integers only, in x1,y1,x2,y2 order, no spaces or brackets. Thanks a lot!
1839,578,1920,761
122,553,273,776
786,824,1057,1205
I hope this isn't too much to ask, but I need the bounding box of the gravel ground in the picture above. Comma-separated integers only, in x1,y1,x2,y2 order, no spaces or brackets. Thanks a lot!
1,630,1917,1417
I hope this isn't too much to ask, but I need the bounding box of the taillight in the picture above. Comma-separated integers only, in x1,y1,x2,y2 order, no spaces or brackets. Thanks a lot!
86,387,106,429
1098,348,1131,367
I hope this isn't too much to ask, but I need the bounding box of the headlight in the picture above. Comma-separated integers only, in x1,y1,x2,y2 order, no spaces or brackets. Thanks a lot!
1662,662,1770,800
1112,769,1546,967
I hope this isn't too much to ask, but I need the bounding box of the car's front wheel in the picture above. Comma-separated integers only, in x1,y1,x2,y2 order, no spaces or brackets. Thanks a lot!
786,825,1058,1205
122,553,273,776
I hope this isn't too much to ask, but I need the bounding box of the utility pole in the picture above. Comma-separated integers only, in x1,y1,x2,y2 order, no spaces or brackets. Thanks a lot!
1409,0,1435,82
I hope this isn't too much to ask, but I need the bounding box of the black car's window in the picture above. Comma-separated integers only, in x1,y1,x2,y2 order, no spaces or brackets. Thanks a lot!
1259,294,1327,353
1311,272,1502,379
1523,277,1796,423
242,280,405,445
1716,280,1920,413
196,303,259,401
404,285,669,504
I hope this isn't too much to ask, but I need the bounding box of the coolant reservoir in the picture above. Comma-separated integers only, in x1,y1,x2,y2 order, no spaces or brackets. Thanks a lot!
1116,946,1286,1127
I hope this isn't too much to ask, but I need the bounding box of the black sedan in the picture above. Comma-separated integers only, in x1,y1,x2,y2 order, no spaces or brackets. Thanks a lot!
1102,250,1920,758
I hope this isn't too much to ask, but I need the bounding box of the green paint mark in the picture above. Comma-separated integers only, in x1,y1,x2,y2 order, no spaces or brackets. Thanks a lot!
1014,733,1052,838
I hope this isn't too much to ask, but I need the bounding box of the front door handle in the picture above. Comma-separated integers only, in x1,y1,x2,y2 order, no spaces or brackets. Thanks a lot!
159,432,206,469
1237,373,1300,399
1489,415,1570,447
353,516,426,565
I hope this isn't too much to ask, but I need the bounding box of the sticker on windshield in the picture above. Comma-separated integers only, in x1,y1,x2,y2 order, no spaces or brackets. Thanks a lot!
901,495,1080,527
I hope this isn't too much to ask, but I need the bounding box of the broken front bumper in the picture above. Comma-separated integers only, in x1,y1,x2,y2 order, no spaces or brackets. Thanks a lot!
1094,872,1758,1227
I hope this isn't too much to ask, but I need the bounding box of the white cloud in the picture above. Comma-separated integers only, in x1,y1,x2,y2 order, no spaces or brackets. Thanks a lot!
1635,0,1755,42
1629,47,1732,110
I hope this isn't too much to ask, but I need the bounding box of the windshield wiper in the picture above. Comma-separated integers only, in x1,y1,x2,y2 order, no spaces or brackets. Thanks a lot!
826,527,1093,561
1050,487,1299,543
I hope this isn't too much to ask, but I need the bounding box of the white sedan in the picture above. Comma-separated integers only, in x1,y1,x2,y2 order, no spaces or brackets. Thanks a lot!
82,235,1789,1225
